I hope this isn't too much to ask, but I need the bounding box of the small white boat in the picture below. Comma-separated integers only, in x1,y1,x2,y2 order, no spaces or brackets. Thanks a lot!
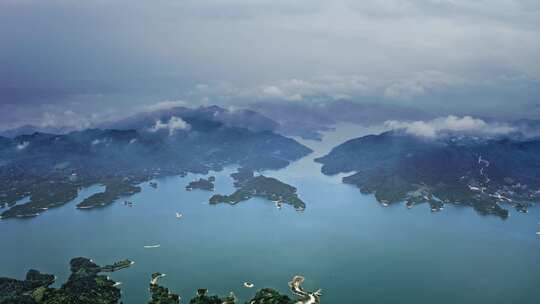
536,232,540,235
144,244,161,249
176,212,182,219
243,282,254,288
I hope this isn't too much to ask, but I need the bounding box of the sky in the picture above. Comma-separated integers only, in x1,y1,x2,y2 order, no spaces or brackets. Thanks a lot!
1,0,539,130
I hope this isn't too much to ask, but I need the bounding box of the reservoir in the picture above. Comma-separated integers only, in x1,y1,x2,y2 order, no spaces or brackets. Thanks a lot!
1,124,538,303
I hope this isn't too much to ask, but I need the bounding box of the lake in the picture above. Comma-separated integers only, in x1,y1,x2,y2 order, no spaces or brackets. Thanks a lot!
1,124,539,303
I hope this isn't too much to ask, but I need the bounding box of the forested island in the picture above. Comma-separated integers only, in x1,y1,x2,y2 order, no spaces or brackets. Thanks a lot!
210,170,306,210
148,271,321,304
186,176,215,191
0,257,134,304
77,179,143,209
1,257,321,304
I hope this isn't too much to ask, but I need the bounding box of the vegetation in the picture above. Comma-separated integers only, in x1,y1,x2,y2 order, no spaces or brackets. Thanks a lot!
2,257,322,304
188,289,235,304
316,131,540,219
148,280,180,304
77,179,143,209
248,288,293,304
0,258,130,304
186,177,215,191
230,168,254,188
210,174,306,210
100,259,134,272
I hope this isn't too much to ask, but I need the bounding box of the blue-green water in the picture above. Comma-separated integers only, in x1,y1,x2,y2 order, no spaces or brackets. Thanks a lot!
1,125,539,303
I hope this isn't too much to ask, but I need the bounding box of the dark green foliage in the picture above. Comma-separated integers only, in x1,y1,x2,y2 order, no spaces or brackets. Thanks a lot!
100,260,133,272
0,270,54,304
248,288,293,304
148,284,180,304
210,175,306,210
316,131,540,218
186,177,215,191
77,180,143,209
0,258,130,304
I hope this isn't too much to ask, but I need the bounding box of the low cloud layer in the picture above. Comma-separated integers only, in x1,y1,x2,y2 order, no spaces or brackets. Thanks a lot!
385,115,516,138
1,0,539,129
149,117,190,135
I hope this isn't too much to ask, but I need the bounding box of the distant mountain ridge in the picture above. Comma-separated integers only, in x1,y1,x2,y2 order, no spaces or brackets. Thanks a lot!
0,124,74,138
0,105,312,219
250,100,433,140
316,131,540,218
100,105,279,133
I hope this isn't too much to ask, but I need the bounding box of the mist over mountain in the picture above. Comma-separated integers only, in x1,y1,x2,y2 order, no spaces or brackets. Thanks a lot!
250,100,433,140
316,128,540,219
0,124,74,138
100,105,279,134
0,108,311,219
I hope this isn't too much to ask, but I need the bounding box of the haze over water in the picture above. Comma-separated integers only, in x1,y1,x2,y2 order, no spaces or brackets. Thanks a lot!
1,125,539,304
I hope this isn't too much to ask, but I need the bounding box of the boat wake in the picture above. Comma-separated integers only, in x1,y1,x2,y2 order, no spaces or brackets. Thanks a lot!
144,244,161,249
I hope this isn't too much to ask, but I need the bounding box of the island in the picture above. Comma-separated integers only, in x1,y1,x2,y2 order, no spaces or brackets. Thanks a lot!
1,257,322,304
148,272,321,304
249,288,294,304
185,176,215,191
210,171,306,211
188,288,235,304
0,257,133,304
100,259,135,272
76,178,143,209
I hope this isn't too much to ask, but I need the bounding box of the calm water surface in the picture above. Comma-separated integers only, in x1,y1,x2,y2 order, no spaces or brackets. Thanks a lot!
1,124,539,303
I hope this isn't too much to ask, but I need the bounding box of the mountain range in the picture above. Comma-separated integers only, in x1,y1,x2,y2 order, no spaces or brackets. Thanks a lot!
315,131,540,218
0,106,311,219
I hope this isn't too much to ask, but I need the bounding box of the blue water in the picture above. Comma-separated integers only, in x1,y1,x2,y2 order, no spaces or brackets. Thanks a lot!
1,124,539,303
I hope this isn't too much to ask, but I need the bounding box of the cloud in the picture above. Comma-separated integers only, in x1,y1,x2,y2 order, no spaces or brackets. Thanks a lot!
188,75,371,103
383,71,466,100
1,0,540,126
385,115,516,137
143,100,187,112
16,141,29,150
149,116,190,135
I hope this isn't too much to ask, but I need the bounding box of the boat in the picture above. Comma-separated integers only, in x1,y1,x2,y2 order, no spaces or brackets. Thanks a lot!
243,282,254,288
536,232,540,235
176,212,182,219
144,244,161,249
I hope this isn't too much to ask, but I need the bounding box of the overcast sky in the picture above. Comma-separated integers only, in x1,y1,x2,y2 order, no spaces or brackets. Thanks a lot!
1,0,539,129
